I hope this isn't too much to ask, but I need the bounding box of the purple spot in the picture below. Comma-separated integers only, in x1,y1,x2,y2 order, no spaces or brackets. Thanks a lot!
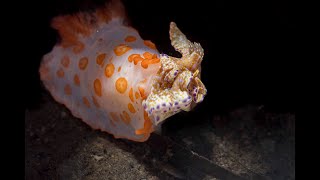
156,116,160,121
174,102,179,105
169,103,173,106
177,106,180,109
188,96,191,99
164,110,167,113
162,103,166,107
160,53,167,58
143,104,147,109
183,99,187,103
156,105,160,109
185,104,189,107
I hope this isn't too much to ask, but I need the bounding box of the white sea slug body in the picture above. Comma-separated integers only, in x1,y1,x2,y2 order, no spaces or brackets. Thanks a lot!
39,0,207,142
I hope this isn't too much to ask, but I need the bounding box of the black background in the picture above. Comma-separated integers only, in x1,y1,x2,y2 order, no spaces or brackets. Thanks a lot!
26,0,296,114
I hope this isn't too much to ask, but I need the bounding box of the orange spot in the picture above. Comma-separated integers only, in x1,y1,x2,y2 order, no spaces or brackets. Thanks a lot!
109,56,113,63
141,60,149,69
133,56,144,65
128,103,136,113
92,96,100,108
73,42,85,54
113,44,132,56
135,91,140,99
94,79,102,97
64,84,72,95
110,112,119,122
115,77,127,94
141,58,160,69
118,66,121,72
141,79,147,83
151,58,160,63
128,54,140,62
104,63,115,78
120,114,124,122
79,57,88,70
82,97,90,108
135,111,153,135
144,40,156,50
129,88,134,102
138,87,146,99
121,111,131,124
56,68,64,78
152,54,158,59
74,74,80,86
96,53,106,66
61,55,70,68
143,52,153,59
39,65,50,80
125,36,136,42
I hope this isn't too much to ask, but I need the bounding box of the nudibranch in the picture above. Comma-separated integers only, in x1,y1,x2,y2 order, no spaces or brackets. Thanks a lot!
39,0,207,142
